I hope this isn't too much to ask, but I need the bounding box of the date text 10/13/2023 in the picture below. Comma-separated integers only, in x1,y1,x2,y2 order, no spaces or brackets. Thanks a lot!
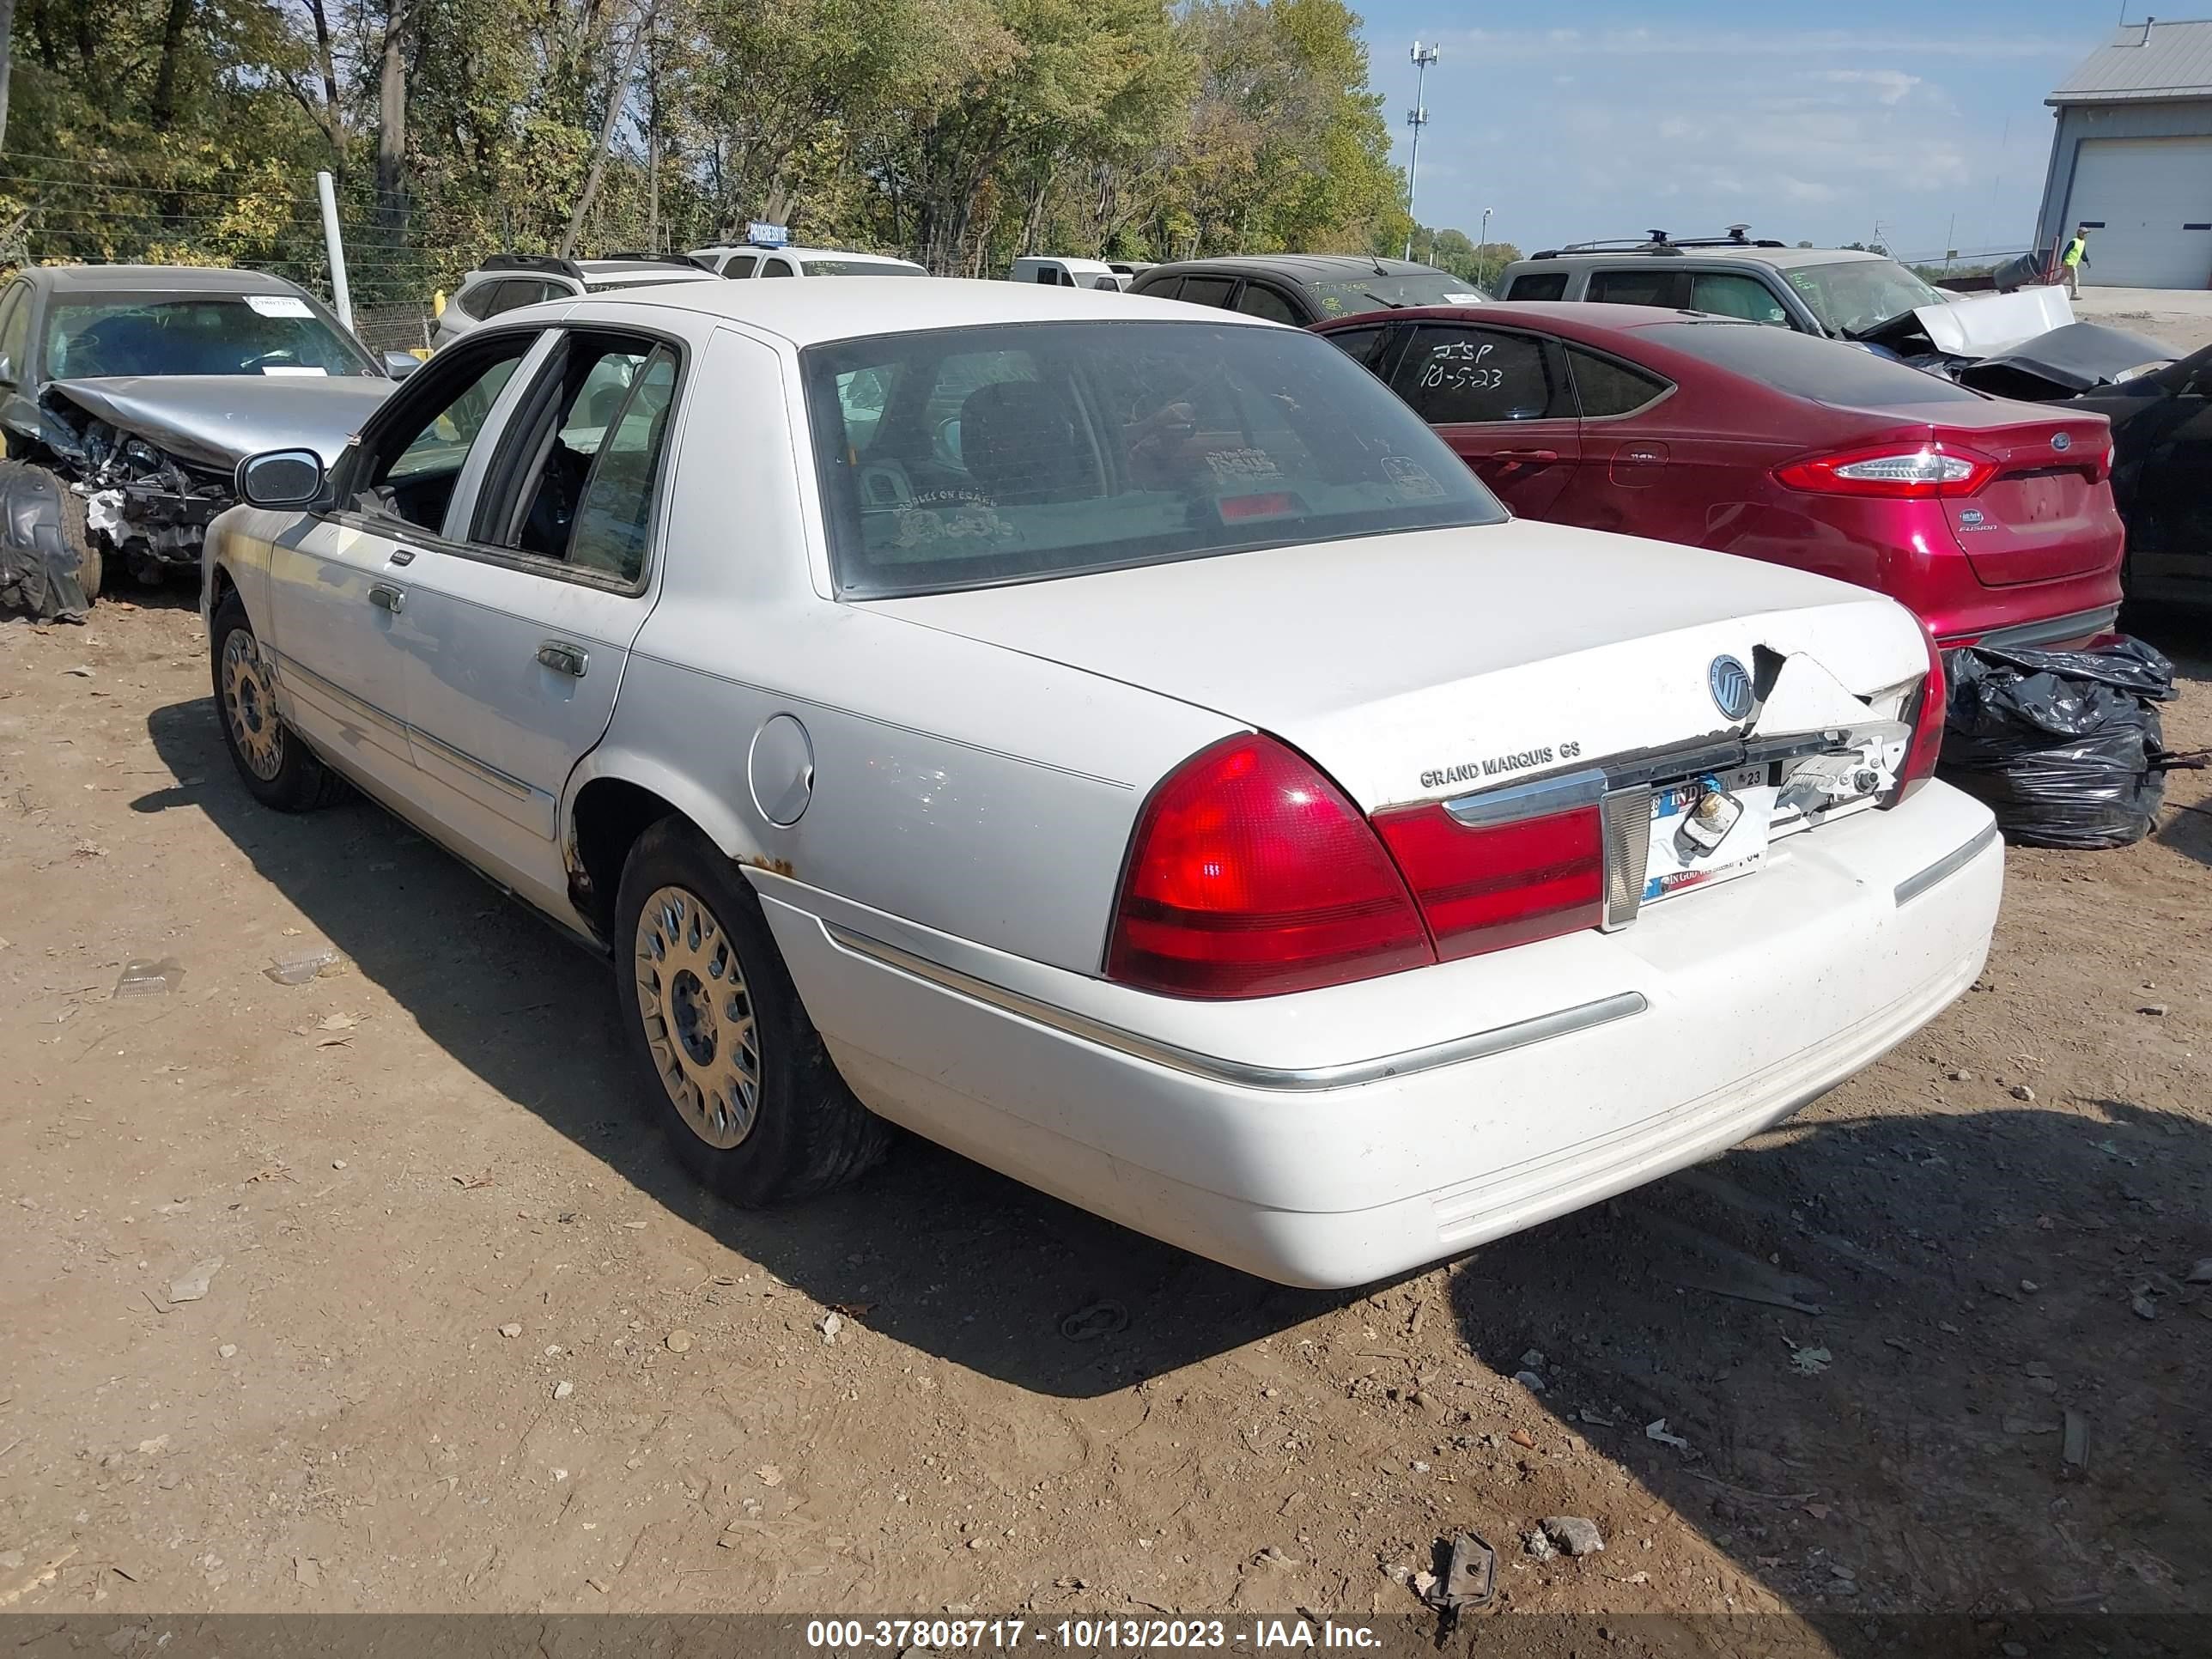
804,1620,1386,1650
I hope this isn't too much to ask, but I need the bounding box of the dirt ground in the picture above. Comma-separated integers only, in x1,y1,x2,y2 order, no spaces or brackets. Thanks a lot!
1,589,2207,1638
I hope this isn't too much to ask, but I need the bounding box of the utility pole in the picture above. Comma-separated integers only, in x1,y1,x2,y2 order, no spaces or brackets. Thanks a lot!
1404,40,1438,262
1478,204,1492,285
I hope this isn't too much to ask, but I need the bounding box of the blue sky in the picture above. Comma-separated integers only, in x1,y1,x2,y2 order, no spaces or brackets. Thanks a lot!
1361,0,2130,260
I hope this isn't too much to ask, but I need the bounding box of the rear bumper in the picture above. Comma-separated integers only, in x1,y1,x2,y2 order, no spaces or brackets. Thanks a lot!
1943,602,2119,653
760,783,2002,1288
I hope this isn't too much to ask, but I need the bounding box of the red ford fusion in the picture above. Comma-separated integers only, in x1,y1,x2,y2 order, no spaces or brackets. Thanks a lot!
1313,303,2124,649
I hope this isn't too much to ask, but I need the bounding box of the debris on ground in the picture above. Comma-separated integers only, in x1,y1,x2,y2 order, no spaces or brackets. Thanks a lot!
264,947,346,985
167,1257,223,1304
2063,1410,2090,1474
818,1311,842,1345
1788,1344,1833,1376
1512,1368,1547,1392
1644,1419,1689,1449
552,1380,573,1401
498,1322,522,1339
2186,1259,2212,1285
114,957,185,998
1058,1301,1127,1341
756,1465,783,1487
1523,1529,1555,1561
665,1329,692,1352
1540,1516,1605,1557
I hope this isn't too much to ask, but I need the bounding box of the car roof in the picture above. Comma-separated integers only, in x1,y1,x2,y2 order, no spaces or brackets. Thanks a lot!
1512,246,1889,271
1139,254,1452,283
1318,301,1734,337
552,275,1265,346
693,245,924,266
23,264,309,295
575,261,719,285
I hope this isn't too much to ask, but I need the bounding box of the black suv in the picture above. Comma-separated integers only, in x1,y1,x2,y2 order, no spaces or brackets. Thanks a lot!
1129,256,1489,325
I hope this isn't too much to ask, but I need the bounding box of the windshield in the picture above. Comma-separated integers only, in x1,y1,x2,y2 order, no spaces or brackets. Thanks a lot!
1309,270,1491,319
805,259,927,277
805,319,1504,598
42,293,380,380
1784,258,1948,337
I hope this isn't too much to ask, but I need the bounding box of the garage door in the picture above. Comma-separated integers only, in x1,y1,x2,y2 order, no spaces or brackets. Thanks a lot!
2065,136,2212,289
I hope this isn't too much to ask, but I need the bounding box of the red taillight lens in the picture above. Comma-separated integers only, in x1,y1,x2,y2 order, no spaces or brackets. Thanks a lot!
1775,442,1999,500
1371,801,1606,961
1887,621,1948,806
1106,736,1433,998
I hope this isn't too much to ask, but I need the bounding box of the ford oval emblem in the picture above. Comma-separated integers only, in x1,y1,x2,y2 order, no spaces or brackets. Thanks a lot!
1709,655,1753,721
2051,431,2072,452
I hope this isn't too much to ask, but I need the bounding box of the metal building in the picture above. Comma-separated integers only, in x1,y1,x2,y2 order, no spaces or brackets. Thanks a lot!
2033,17,2212,289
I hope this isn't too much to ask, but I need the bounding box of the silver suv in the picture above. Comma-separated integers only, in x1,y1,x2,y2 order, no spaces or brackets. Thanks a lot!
433,253,719,349
1496,230,1954,340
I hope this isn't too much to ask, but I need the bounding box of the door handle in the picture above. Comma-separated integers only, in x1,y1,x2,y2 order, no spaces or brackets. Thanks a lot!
536,641,589,678
368,582,405,614
1494,448,1559,464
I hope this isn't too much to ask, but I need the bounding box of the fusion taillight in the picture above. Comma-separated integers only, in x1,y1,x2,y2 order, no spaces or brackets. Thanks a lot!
1775,442,1999,500
1371,801,1606,961
1887,621,1948,806
1106,736,1433,999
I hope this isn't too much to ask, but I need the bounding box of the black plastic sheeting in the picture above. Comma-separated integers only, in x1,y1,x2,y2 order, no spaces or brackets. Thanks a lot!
0,459,90,623
1939,636,2178,850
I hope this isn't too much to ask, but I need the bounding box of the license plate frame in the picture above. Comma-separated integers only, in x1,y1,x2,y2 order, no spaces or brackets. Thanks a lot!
1643,763,1775,906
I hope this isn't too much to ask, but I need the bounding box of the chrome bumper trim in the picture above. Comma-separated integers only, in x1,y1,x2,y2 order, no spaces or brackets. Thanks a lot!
1894,822,2000,908
822,921,1648,1092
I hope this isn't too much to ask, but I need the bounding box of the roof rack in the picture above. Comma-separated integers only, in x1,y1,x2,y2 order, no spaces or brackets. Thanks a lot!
1529,225,1789,259
596,251,714,270
483,252,585,279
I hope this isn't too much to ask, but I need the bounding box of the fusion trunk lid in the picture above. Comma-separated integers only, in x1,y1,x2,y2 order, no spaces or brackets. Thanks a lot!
1921,405,2121,589
869,520,1928,813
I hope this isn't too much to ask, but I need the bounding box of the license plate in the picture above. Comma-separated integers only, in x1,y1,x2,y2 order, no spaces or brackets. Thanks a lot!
1644,764,1773,905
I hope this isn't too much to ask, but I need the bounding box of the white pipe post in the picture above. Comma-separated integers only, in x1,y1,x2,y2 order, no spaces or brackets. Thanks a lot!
1404,42,1439,262
316,170,353,332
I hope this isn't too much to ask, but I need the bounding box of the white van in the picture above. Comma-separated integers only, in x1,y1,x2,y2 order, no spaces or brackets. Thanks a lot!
1010,256,1121,289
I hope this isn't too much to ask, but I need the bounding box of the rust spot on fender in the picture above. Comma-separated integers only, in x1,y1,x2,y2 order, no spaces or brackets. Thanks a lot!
742,854,796,879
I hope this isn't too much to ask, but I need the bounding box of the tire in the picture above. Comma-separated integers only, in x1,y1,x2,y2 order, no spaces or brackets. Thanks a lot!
615,817,890,1206
210,590,346,811
54,483,101,601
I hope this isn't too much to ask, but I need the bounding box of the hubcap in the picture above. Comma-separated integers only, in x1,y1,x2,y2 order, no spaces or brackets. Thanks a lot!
220,627,283,781
634,884,761,1150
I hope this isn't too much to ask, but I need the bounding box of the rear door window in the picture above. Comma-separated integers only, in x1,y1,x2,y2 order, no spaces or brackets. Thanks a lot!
1690,272,1791,326
1566,346,1672,417
1322,325,1396,378
1389,325,1571,424
1176,276,1238,310
1586,268,1693,309
760,258,795,278
722,252,757,279
1234,283,1302,325
1504,271,1568,301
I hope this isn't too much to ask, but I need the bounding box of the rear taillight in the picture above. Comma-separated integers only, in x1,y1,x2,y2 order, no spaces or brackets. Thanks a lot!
1371,800,1605,961
1776,442,1998,500
1887,621,1948,806
1106,736,1432,999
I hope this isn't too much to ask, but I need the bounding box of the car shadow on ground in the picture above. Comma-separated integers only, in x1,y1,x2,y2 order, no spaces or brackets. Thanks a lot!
1447,1094,2210,1622
140,695,1334,1399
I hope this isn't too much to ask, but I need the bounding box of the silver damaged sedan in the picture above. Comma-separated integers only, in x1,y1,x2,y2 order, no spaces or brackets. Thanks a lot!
202,279,2002,1287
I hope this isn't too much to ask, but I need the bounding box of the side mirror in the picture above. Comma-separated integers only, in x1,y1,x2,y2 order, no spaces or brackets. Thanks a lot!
236,448,327,510
382,349,423,380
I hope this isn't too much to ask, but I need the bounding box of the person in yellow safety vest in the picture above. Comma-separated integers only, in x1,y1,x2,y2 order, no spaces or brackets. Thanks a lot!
2062,225,2090,299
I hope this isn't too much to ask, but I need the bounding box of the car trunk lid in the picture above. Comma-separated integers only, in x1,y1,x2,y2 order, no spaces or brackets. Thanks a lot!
867,520,1925,814
1924,404,2117,587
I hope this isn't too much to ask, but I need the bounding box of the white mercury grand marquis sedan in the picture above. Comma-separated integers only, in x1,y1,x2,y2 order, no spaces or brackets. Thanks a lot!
201,278,2002,1288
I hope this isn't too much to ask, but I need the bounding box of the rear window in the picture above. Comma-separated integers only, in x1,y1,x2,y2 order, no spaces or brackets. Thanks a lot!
805,319,1504,598
1643,321,1984,406
804,259,927,276
1504,271,1568,301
